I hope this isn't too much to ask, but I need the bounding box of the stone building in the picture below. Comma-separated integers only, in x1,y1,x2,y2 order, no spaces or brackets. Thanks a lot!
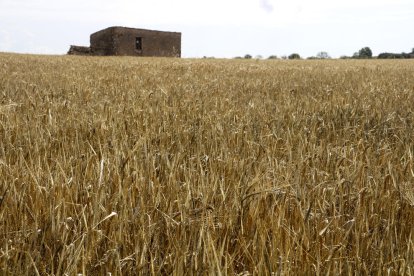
68,26,181,57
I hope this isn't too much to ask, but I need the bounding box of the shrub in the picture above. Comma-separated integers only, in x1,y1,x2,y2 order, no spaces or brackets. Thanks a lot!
316,51,330,59
288,53,301,60
356,47,373,59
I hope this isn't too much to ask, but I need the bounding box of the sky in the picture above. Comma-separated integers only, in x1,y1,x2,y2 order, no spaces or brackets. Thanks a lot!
0,0,413,58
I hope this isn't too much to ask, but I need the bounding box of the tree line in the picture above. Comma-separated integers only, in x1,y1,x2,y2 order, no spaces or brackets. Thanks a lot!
232,47,414,60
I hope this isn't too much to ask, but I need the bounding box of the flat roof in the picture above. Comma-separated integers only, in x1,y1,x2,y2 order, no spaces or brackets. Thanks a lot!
91,26,181,36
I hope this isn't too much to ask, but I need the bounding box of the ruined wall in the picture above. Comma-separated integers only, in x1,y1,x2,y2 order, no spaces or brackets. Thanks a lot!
67,45,91,55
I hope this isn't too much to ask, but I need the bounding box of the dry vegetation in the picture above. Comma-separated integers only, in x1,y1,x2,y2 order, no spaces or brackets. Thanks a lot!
1,53,414,275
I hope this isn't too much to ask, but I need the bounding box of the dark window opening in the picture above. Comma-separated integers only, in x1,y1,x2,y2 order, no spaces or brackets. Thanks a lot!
135,37,142,50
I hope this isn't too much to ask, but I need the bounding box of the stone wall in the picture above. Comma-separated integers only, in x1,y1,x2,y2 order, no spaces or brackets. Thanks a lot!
90,28,116,56
90,27,181,57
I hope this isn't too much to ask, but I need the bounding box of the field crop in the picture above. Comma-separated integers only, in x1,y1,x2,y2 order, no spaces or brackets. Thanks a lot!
0,53,414,275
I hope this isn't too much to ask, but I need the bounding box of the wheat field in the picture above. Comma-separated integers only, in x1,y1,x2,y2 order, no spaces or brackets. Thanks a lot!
0,53,414,275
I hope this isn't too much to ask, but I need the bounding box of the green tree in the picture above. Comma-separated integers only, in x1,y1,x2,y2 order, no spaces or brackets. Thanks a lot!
244,54,252,59
358,47,373,59
288,53,301,60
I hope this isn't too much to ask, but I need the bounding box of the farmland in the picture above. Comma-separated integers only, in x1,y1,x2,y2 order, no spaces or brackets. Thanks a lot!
0,53,414,274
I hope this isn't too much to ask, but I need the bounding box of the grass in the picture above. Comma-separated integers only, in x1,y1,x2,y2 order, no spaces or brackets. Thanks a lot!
0,52,414,275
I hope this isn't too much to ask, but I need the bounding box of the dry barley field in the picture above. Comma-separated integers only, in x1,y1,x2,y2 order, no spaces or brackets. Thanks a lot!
1,52,414,275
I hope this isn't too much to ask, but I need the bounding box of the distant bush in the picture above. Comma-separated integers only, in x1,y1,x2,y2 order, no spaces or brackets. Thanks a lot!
268,55,278,59
316,51,330,59
378,53,399,59
378,52,414,59
353,47,373,59
244,54,252,59
307,52,330,60
288,53,301,60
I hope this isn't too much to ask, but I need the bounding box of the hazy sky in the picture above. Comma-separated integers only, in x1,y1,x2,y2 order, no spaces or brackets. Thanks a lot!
0,0,413,58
